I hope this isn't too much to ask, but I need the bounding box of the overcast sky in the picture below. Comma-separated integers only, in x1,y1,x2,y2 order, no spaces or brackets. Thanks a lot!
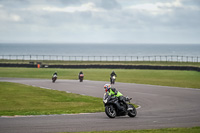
0,0,200,44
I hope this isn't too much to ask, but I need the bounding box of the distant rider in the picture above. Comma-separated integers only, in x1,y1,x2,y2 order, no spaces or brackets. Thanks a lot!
104,84,127,111
52,71,58,82
110,71,117,77
110,71,117,83
53,71,57,77
78,71,84,79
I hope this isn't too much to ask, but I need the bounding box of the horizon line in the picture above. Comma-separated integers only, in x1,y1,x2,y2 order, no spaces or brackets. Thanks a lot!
0,42,200,45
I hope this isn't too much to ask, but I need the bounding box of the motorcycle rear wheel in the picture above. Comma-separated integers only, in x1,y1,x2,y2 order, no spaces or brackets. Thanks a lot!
105,105,116,118
111,79,115,84
112,79,115,84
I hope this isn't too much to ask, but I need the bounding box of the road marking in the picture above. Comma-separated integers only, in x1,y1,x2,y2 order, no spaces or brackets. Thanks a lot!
136,105,141,109
0,113,101,118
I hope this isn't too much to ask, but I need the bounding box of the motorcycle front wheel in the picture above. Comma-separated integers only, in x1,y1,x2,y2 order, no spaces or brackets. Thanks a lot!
105,105,116,118
127,104,137,117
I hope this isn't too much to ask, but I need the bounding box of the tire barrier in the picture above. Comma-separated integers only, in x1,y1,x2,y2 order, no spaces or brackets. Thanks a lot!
0,63,200,72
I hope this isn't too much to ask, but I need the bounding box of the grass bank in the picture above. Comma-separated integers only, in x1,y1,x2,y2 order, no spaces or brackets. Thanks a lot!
1,60,200,67
0,67,200,88
0,82,104,116
63,127,200,133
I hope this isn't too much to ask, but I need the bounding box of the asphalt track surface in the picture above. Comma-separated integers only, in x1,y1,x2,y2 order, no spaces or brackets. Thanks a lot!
0,78,200,133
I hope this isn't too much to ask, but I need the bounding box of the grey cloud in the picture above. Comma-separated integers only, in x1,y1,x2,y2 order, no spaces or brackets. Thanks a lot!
57,0,83,6
182,0,200,6
0,0,199,43
0,0,30,8
97,0,121,10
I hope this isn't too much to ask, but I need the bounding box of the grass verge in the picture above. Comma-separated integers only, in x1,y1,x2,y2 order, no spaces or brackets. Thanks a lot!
1,60,200,67
0,67,200,89
62,127,200,133
0,82,104,116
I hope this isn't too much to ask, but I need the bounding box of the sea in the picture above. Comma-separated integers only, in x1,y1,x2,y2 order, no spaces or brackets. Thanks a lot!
0,43,200,62
0,43,200,56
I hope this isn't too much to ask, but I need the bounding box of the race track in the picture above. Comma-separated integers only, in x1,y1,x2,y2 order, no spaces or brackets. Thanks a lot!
0,78,200,133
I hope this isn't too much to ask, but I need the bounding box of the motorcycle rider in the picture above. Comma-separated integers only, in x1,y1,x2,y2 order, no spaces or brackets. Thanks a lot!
104,84,127,111
53,71,57,77
110,71,117,77
78,71,84,78
110,71,117,82
52,71,57,82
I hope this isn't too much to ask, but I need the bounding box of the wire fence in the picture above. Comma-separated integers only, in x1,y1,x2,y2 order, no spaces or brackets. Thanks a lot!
0,55,199,62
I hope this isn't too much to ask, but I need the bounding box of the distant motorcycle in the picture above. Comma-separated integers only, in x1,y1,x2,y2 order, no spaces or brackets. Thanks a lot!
110,75,116,84
52,75,57,83
79,74,84,82
103,92,137,118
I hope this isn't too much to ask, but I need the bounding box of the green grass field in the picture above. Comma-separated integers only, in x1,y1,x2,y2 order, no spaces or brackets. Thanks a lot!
0,82,104,116
0,67,199,88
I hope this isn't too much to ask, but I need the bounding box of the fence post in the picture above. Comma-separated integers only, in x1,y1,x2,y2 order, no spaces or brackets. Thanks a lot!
177,56,178,62
2,54,198,62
